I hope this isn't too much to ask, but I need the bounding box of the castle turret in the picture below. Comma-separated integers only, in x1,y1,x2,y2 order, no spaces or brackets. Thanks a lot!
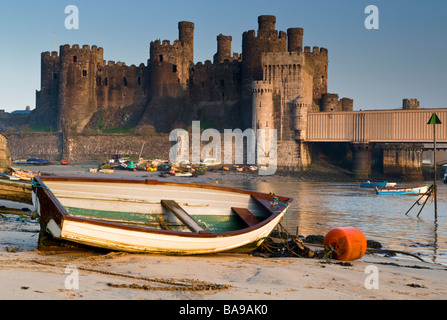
252,81,274,131
178,21,194,62
291,96,308,141
258,15,276,35
287,28,303,52
321,93,339,112
402,98,420,110
214,34,232,63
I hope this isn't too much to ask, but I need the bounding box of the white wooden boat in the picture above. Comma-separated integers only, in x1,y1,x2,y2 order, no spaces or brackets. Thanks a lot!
32,176,292,255
375,185,429,196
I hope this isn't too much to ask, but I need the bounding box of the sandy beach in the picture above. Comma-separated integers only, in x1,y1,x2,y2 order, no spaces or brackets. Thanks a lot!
1,163,447,302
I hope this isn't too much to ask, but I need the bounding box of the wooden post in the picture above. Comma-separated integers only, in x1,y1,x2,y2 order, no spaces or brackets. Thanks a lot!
428,113,442,220
433,123,437,220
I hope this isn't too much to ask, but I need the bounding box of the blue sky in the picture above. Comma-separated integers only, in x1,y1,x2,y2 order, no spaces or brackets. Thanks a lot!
0,0,446,112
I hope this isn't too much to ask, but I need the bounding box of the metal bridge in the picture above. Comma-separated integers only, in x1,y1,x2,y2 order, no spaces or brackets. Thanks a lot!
306,108,447,143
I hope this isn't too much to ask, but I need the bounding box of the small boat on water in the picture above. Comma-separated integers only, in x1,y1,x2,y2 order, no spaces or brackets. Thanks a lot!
15,158,51,166
360,181,396,188
32,176,292,254
375,185,429,196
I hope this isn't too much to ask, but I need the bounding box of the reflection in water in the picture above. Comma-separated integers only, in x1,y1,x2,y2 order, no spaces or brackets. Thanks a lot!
221,180,447,265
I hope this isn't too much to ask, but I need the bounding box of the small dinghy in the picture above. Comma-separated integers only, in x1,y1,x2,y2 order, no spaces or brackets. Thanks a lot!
375,185,429,196
32,176,292,255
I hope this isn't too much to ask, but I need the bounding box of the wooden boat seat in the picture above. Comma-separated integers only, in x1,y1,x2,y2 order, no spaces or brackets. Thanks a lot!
160,200,209,233
231,207,260,227
251,195,283,213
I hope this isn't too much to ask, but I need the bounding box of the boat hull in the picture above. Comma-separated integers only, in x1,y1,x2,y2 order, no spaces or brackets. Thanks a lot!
360,181,396,188
32,177,291,255
375,185,428,195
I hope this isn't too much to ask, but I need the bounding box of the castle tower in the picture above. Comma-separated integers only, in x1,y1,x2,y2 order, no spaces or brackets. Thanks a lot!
34,50,61,128
178,21,194,62
241,15,287,128
252,81,275,167
214,34,232,63
304,46,328,105
149,21,195,97
291,96,308,141
258,15,276,35
252,81,274,131
321,93,339,112
402,98,420,110
287,28,303,52
58,44,104,133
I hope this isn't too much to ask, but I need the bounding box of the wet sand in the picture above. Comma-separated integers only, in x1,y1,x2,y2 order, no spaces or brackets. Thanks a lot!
1,163,446,301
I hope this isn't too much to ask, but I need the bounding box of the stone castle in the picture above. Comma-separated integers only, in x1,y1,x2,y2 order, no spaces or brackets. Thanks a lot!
16,15,355,169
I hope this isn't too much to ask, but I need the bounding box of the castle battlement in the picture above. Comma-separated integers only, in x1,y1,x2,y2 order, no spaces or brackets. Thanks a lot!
150,39,183,48
242,29,287,41
59,44,104,54
42,51,59,59
304,46,328,56
106,61,126,67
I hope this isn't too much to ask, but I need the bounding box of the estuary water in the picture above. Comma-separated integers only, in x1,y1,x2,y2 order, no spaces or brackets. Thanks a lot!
221,179,447,265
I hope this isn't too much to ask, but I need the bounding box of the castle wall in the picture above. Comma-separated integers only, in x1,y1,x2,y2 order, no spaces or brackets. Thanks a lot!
8,133,171,162
96,62,147,110
8,133,62,161
0,134,10,173
190,60,241,103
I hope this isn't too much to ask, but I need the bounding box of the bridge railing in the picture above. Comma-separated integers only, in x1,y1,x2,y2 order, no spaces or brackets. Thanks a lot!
306,108,447,143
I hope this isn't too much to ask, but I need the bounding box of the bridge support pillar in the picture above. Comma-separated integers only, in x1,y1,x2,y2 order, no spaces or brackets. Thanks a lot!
351,142,372,179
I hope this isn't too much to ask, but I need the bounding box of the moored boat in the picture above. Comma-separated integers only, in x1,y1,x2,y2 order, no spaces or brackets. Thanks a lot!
360,181,396,188
31,176,292,255
375,185,429,196
15,158,51,166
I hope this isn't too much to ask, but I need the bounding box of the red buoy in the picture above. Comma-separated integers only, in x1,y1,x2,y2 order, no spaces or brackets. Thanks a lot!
323,227,367,261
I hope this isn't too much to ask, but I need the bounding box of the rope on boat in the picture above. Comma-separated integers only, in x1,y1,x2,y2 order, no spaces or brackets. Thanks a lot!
271,196,292,229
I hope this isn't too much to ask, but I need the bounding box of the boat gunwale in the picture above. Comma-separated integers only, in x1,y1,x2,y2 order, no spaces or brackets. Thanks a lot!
33,176,292,238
